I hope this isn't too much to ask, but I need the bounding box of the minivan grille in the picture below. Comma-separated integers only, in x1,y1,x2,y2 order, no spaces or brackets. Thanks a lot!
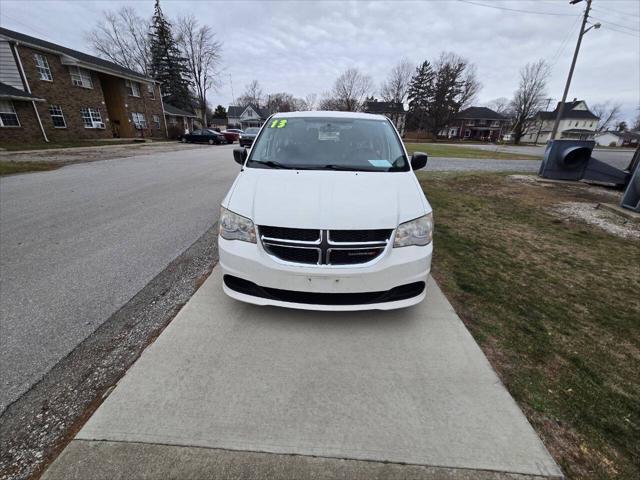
258,226,392,266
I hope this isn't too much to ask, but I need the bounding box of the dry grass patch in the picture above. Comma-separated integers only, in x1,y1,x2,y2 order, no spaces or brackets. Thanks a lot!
419,172,639,479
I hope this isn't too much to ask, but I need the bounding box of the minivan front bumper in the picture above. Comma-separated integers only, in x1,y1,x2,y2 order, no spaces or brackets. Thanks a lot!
219,237,432,311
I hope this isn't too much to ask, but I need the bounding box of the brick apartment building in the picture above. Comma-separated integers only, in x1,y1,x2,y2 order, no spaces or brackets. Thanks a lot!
0,27,167,145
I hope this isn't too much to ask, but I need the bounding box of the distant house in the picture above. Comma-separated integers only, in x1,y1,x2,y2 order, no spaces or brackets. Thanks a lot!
595,130,640,148
208,116,228,129
521,99,599,144
227,104,270,129
443,106,509,142
363,100,406,136
0,27,166,145
163,103,196,138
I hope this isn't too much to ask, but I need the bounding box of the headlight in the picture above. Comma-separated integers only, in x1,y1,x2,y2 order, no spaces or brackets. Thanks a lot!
393,213,433,247
219,207,256,243
238,134,243,139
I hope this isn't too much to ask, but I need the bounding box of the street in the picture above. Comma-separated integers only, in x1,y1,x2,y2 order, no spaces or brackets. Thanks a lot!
0,145,240,412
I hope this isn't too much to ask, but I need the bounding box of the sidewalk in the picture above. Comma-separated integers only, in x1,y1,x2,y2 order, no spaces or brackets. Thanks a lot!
42,268,562,479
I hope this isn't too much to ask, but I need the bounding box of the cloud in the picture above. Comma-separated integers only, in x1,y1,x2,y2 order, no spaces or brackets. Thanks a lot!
1,0,638,120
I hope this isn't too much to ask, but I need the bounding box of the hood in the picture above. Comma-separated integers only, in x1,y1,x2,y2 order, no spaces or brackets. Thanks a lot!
224,168,429,229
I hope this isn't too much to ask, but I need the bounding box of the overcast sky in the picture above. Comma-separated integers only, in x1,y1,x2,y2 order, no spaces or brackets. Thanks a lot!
1,0,638,121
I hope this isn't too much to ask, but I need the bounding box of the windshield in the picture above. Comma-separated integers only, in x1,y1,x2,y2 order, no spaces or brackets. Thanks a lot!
245,128,260,134
247,117,408,172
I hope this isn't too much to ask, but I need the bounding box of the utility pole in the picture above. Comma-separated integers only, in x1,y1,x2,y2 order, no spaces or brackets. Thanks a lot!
535,97,554,144
549,0,599,141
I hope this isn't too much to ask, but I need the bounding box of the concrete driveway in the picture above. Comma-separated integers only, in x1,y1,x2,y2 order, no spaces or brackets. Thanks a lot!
43,268,562,479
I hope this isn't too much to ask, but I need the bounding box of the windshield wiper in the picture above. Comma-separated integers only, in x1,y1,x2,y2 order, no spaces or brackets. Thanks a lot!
319,164,366,171
254,160,297,169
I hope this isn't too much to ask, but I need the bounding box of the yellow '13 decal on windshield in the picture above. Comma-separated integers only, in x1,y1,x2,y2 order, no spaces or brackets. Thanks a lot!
270,119,287,128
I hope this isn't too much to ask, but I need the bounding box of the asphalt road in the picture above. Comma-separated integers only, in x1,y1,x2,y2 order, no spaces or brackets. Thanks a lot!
437,142,636,170
0,144,241,413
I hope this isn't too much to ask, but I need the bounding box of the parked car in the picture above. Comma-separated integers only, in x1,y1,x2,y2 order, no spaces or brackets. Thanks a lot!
182,129,228,145
238,127,260,147
218,111,432,311
221,130,240,143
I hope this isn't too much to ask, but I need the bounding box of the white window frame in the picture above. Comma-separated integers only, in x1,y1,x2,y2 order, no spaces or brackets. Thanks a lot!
464,129,471,138
0,100,20,127
126,80,141,97
168,116,177,126
131,112,147,128
80,107,102,128
69,66,93,89
147,83,155,99
152,114,160,129
34,53,53,81
49,104,66,128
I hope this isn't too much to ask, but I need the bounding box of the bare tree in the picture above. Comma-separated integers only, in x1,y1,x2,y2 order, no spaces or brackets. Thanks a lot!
591,101,622,132
323,68,373,111
510,60,551,144
237,80,264,107
303,93,317,111
486,97,511,115
379,58,414,104
176,16,222,127
87,7,151,74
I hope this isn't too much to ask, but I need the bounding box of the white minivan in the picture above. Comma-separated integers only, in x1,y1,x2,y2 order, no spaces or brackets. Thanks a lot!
218,111,432,311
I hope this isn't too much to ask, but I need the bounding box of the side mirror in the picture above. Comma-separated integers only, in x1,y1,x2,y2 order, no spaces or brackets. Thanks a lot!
411,152,428,170
233,148,247,166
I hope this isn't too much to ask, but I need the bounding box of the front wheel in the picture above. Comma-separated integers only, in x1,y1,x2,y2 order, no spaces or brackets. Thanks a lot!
208,139,214,145
181,137,187,143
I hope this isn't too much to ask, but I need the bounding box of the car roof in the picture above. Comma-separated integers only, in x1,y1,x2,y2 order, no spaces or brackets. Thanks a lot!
271,111,387,121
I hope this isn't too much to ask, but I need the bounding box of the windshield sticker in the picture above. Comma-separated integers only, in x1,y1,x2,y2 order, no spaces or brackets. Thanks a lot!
318,131,340,141
368,159,392,168
269,119,288,129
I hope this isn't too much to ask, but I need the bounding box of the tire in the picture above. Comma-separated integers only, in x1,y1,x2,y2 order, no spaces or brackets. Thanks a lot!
181,137,187,143
208,139,214,145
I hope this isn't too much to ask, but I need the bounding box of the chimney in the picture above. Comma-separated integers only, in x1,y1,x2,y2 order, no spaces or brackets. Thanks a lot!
573,97,577,102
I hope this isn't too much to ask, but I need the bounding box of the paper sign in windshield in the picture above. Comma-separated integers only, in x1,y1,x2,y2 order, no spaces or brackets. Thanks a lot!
368,159,392,168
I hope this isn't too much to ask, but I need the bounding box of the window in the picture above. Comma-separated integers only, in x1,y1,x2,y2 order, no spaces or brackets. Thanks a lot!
34,54,52,81
153,114,160,129
131,112,147,128
0,100,20,127
575,121,579,127
49,105,66,128
147,83,155,99
464,129,471,137
168,116,177,126
125,80,140,97
80,107,102,128
69,66,93,88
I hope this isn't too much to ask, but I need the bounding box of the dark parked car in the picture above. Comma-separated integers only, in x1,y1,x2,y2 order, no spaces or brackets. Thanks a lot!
239,127,260,147
182,129,228,145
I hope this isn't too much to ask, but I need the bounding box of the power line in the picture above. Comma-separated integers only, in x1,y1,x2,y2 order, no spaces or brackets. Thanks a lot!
591,5,640,20
549,14,582,69
590,16,640,33
601,25,640,38
457,0,579,16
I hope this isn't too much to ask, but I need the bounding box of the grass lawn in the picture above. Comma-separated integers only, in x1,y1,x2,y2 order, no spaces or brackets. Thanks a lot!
405,142,540,160
0,161,61,176
419,172,639,479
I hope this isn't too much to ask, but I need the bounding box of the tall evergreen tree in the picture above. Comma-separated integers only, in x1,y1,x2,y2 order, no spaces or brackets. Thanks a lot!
406,61,434,131
149,0,192,111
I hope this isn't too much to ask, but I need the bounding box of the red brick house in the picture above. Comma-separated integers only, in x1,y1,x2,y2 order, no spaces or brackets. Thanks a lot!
442,106,509,142
0,27,167,145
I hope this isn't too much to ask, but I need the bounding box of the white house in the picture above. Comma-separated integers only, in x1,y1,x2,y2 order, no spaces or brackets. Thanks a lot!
595,130,640,148
227,104,269,129
521,99,599,144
